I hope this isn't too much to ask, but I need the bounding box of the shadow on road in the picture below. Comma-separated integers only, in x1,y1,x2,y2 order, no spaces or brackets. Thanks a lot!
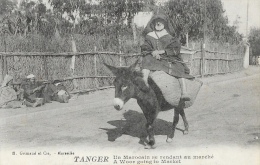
100,110,184,145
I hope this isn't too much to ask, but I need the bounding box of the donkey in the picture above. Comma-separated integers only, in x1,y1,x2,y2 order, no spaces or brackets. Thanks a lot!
105,61,193,147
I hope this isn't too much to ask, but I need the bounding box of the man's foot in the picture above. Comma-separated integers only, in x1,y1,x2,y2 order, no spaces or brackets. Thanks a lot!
33,98,44,107
181,94,191,101
142,69,150,88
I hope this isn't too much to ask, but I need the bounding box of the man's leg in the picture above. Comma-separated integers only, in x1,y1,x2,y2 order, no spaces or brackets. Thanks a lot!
142,69,150,87
33,98,44,107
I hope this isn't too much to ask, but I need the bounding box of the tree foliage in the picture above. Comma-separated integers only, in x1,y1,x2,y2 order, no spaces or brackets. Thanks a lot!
0,0,53,36
0,0,16,15
48,0,155,34
248,27,260,56
0,0,243,51
164,0,242,44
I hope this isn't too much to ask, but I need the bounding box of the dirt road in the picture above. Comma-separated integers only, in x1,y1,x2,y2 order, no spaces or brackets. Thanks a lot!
0,67,259,165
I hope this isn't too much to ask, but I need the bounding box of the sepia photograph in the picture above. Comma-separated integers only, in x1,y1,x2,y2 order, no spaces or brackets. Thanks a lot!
0,0,259,164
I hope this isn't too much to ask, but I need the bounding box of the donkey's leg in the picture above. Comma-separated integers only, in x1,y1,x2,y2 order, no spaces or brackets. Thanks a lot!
144,109,158,147
138,101,158,147
145,119,156,146
180,108,189,135
167,108,180,143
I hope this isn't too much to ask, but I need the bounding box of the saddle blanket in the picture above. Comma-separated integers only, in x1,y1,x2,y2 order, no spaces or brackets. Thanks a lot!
150,71,203,108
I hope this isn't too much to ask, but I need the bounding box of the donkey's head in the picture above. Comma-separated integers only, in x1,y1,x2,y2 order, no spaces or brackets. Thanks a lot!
104,61,149,110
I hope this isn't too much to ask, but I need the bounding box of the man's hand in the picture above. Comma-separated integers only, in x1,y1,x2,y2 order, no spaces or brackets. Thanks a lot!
152,51,161,60
152,50,165,60
152,50,159,57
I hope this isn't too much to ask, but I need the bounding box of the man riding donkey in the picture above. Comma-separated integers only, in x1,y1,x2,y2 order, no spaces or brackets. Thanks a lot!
104,13,202,147
141,13,194,101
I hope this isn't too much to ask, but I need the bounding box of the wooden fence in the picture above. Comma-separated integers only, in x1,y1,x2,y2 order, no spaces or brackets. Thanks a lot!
0,48,244,93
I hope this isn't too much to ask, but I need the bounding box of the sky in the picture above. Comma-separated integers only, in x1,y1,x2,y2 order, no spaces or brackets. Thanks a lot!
221,0,260,36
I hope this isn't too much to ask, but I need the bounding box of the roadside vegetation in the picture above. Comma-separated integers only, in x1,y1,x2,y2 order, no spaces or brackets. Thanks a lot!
0,0,247,53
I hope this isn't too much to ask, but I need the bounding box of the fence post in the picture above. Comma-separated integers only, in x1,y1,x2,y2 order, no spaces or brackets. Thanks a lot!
1,33,8,80
0,55,4,82
201,43,206,77
201,0,206,77
94,53,98,88
226,53,229,73
119,55,122,66
3,54,7,76
70,36,79,92
43,56,48,80
216,59,219,74
190,53,194,75
243,43,250,68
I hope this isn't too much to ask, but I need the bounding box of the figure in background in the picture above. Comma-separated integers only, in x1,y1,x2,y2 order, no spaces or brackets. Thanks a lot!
12,79,24,101
51,80,70,103
21,74,44,107
0,75,25,108
43,80,70,103
141,14,194,101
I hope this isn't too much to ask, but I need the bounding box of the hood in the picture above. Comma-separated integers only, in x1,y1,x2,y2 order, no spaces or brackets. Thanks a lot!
1,74,13,87
142,13,175,37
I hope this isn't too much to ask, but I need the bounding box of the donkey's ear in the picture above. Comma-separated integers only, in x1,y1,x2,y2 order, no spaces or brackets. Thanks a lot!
103,63,119,76
129,60,139,71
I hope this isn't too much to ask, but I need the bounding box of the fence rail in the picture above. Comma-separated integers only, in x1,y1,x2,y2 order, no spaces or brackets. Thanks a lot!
0,48,244,93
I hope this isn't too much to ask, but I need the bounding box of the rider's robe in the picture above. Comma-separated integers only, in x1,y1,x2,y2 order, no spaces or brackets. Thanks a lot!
141,31,193,79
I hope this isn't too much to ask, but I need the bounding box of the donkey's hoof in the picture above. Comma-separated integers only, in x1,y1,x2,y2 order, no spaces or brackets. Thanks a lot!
144,144,156,149
166,138,173,143
144,141,156,149
148,140,155,146
183,130,189,135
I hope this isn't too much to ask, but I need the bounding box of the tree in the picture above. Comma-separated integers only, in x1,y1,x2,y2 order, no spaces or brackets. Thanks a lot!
16,0,50,35
163,0,242,45
98,0,154,27
0,0,17,35
248,27,260,56
0,0,16,15
48,0,155,51
48,0,155,32
49,0,88,22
